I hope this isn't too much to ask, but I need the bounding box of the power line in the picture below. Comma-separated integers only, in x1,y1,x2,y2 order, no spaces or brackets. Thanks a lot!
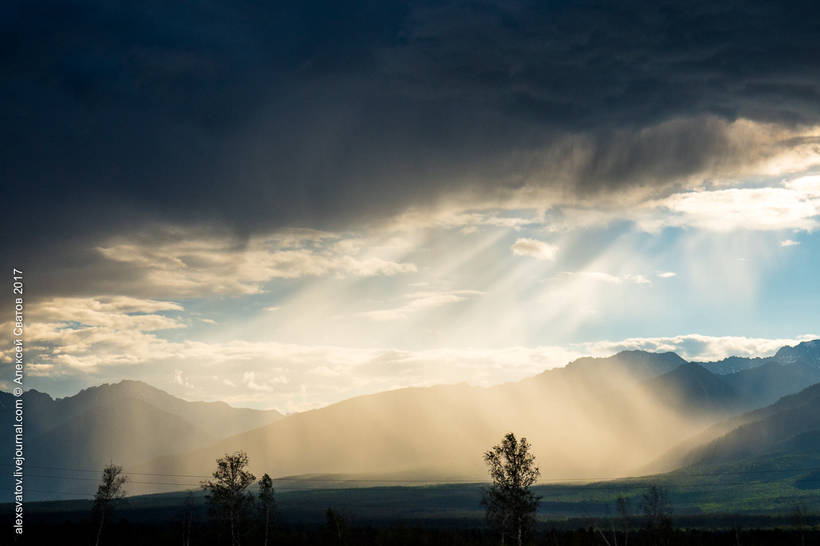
23,474,203,487
1,464,214,479
6,462,820,484
14,474,820,498
24,488,94,498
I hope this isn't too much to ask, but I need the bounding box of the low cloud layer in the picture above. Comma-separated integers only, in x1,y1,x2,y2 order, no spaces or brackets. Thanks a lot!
580,334,820,363
1,294,815,410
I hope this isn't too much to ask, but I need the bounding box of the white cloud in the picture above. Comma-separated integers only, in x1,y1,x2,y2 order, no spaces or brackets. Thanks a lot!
563,271,651,285
780,239,800,247
356,290,483,321
656,271,677,278
96,229,417,296
511,238,558,260
650,186,820,232
390,208,542,232
577,333,819,362
34,296,183,330
173,369,194,389
786,175,820,197
243,371,280,392
0,296,186,370
530,172,820,235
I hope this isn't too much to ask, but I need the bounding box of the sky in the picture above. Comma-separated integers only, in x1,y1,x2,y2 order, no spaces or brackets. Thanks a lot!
2,0,820,411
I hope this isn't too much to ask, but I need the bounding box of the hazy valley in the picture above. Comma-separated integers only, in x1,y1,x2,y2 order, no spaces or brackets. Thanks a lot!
5,340,820,510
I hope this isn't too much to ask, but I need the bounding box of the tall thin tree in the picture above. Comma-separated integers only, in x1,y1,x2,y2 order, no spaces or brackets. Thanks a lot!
93,463,128,546
483,432,541,546
616,495,631,546
640,484,672,531
202,451,257,546
258,473,275,546
640,484,672,546
181,490,196,546
325,507,349,546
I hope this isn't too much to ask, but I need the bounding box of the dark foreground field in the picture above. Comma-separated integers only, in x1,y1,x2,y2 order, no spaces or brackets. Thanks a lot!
5,484,820,545
10,520,820,546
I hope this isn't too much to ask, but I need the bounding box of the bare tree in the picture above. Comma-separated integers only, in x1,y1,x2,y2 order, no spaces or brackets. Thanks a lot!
202,451,257,546
483,432,541,546
325,507,349,546
592,501,619,546
181,491,196,546
93,463,128,546
729,513,742,546
640,485,672,545
616,495,630,546
791,503,807,546
258,473,275,546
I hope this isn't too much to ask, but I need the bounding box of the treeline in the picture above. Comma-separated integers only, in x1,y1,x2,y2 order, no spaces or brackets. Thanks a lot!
11,434,820,545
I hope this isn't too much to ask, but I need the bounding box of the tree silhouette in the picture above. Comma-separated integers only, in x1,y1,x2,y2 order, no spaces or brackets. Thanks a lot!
180,491,196,546
325,507,349,546
92,463,128,546
258,473,275,546
641,484,671,530
641,484,672,545
202,451,256,546
616,495,631,546
791,503,808,546
482,432,541,546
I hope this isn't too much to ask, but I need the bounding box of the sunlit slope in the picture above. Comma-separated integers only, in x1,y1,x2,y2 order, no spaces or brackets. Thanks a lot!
142,345,820,491
140,352,720,486
6,342,820,500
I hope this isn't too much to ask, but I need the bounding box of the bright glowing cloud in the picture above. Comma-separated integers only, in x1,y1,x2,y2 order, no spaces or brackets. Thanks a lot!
578,334,819,363
655,187,819,232
512,238,558,260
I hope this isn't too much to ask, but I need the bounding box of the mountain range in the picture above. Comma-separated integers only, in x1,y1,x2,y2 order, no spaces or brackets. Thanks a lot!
4,339,820,502
0,380,283,500
681,381,820,470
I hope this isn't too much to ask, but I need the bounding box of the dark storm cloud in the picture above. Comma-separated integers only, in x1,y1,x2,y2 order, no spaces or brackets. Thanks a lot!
3,0,820,273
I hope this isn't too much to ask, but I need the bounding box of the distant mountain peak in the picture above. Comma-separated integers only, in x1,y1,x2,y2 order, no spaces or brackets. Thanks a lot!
561,349,687,380
68,378,168,402
773,339,820,365
646,362,739,414
23,389,54,402
567,349,686,367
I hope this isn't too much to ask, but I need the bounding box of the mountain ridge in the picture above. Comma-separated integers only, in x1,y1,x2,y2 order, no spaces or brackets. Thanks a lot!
137,341,820,495
5,339,820,501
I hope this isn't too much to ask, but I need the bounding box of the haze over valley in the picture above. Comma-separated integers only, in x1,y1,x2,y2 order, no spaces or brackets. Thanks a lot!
5,340,820,508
